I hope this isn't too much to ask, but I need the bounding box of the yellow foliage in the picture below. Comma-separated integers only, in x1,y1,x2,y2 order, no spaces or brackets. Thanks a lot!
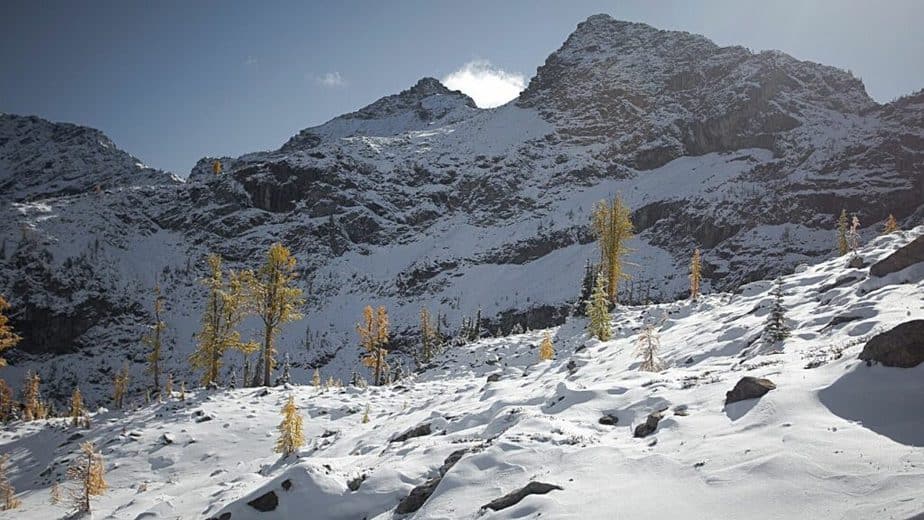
67,442,107,513
591,195,634,303
882,214,899,234
0,296,21,367
250,243,305,387
357,305,390,385
70,388,84,427
0,454,20,510
689,248,702,300
275,395,305,457
538,332,554,361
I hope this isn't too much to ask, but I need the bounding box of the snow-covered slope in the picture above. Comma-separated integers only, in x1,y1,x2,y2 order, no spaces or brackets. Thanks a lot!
1,15,923,406
2,228,922,519
0,113,180,202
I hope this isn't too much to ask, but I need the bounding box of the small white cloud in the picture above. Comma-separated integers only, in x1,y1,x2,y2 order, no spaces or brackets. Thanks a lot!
244,56,258,66
442,60,525,108
316,71,347,88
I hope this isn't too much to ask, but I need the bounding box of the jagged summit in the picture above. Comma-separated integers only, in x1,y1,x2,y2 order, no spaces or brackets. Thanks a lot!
518,13,875,169
0,113,180,201
280,77,477,150
0,16,921,413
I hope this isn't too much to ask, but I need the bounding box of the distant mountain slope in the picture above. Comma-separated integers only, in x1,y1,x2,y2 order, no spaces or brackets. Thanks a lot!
2,227,922,519
0,15,922,404
0,113,180,201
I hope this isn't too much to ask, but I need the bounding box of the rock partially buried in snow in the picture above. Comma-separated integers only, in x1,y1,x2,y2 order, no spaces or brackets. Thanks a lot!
633,411,663,438
246,490,279,512
598,414,619,425
870,235,924,277
481,481,563,512
858,320,924,368
390,423,432,443
396,448,469,514
725,377,776,405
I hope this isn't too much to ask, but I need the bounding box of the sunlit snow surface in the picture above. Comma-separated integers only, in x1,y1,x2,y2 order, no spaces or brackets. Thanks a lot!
2,228,922,519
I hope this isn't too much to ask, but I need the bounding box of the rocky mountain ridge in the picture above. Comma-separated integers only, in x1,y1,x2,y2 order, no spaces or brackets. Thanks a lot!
0,14,921,404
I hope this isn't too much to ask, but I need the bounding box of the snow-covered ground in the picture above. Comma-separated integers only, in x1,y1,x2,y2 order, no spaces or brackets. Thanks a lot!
2,229,922,519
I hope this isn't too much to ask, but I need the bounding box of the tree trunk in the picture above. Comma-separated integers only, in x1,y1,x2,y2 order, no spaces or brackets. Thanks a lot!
374,348,383,386
262,324,274,386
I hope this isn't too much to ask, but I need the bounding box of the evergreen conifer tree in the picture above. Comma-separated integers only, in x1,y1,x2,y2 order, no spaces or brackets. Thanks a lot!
764,278,790,344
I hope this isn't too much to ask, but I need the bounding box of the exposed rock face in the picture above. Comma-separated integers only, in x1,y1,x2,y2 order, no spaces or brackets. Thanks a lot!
481,481,563,511
633,411,663,438
725,377,776,405
395,448,468,514
858,321,924,368
246,490,278,512
390,423,432,443
0,113,179,201
870,235,924,277
1,15,923,404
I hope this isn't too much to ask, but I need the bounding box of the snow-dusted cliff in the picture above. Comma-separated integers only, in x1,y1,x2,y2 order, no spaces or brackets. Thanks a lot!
0,15,922,404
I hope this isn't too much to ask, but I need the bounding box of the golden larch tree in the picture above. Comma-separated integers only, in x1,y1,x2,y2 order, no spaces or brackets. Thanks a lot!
67,441,107,513
538,332,555,361
113,365,129,409
143,284,167,393
0,454,20,510
70,387,84,427
0,380,13,422
586,272,611,341
275,395,305,457
0,296,21,367
689,248,702,300
591,195,634,303
249,243,305,387
22,371,41,421
419,307,437,364
836,209,849,255
50,481,62,505
312,368,321,388
358,305,390,385
882,214,899,234
191,254,253,386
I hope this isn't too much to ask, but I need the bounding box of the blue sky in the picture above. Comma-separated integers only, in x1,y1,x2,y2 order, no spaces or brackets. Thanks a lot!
2,0,923,176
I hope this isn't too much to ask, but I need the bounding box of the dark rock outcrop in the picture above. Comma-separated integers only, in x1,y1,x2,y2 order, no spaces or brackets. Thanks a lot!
725,376,776,405
481,481,563,512
391,423,432,443
247,490,279,512
858,320,924,367
395,449,469,514
633,411,663,438
870,235,924,277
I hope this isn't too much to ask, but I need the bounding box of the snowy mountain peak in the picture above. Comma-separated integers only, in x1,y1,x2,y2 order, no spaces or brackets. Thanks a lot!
0,113,180,202
280,77,477,150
